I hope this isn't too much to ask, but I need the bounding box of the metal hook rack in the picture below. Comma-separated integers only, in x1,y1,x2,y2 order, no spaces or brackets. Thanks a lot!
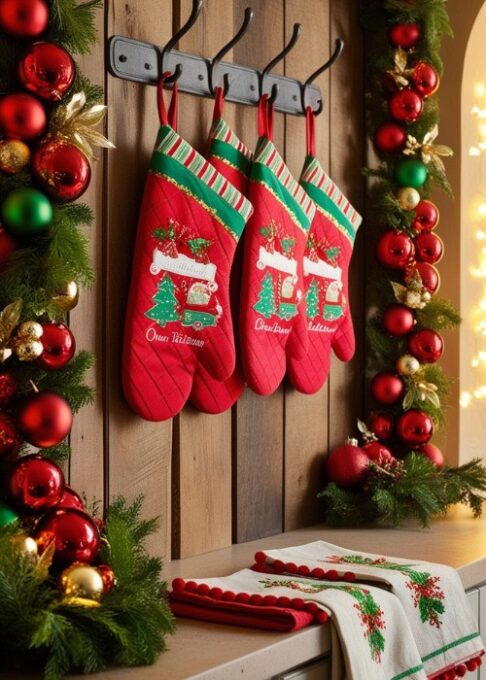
107,2,343,116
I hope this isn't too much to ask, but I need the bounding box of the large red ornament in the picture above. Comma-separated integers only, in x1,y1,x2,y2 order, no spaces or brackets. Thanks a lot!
57,486,84,510
32,138,91,203
388,89,424,123
7,453,65,511
326,440,370,489
368,413,394,442
411,61,440,98
34,508,100,566
412,200,439,232
388,23,421,50
383,304,415,337
371,372,404,405
408,329,444,363
0,413,21,458
36,322,76,370
376,230,415,269
397,409,433,445
0,0,48,37
363,440,394,464
17,390,73,448
0,226,18,267
414,232,443,264
18,42,75,102
416,443,445,469
0,371,17,405
413,262,440,294
374,122,406,154
0,93,46,140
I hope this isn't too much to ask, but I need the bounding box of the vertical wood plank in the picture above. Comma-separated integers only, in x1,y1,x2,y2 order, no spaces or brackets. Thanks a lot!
68,9,105,504
233,0,286,543
283,0,330,531
172,0,235,559
328,0,366,449
105,0,173,559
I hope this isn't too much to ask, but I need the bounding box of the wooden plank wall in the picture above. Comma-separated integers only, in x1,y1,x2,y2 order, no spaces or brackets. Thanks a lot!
70,0,365,562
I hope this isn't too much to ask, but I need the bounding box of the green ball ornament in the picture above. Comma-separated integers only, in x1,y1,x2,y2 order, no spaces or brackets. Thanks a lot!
0,502,18,527
395,159,428,189
1,188,53,237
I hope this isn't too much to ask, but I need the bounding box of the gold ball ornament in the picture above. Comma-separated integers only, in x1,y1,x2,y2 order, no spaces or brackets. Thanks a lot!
17,320,43,340
396,187,421,211
13,339,44,361
59,563,104,607
0,140,31,175
52,280,79,313
11,534,39,562
396,354,421,376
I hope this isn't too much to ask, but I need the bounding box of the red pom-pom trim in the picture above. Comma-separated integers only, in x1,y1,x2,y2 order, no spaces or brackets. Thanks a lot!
254,551,266,564
236,592,250,604
298,565,311,576
273,559,285,572
252,563,269,573
263,595,277,606
172,578,185,592
454,664,466,677
222,591,236,602
326,569,338,581
305,602,319,614
250,594,263,606
311,567,325,579
343,571,356,582
316,611,328,624
210,587,223,600
185,580,198,593
285,562,298,574
291,597,305,610
277,596,290,607
197,583,210,596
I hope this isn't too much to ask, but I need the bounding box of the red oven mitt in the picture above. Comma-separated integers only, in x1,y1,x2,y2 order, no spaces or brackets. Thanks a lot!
287,108,362,394
239,96,315,395
189,88,252,414
123,79,253,421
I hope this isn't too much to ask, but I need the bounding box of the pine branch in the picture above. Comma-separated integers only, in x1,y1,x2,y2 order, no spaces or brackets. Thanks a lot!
47,0,103,55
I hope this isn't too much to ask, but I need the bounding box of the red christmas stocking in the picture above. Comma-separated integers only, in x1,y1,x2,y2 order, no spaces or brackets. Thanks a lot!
189,88,252,414
287,108,362,393
239,96,315,395
123,79,253,421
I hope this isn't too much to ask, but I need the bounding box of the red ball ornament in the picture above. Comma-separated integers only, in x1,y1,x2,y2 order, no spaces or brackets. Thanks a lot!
411,61,440,98
376,230,415,269
408,329,444,363
397,409,433,445
0,226,18,268
17,390,73,448
36,322,75,370
371,372,405,405
97,564,117,595
57,486,84,510
368,413,394,442
383,304,415,337
0,371,17,405
0,93,46,140
413,262,441,294
0,412,21,458
32,138,91,202
18,42,75,102
388,89,424,123
414,232,443,264
412,200,440,232
7,454,65,511
416,443,445,469
363,440,394,464
34,508,100,566
374,122,406,154
388,23,421,50
0,0,48,37
326,439,370,489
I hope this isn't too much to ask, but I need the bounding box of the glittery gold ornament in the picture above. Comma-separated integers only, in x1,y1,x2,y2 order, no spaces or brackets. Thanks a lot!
0,139,31,175
59,562,104,607
396,354,420,376
13,339,44,361
396,186,420,211
11,534,38,562
52,280,79,313
17,320,43,340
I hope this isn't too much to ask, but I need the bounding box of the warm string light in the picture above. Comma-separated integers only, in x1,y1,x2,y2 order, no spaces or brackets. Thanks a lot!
469,84,486,155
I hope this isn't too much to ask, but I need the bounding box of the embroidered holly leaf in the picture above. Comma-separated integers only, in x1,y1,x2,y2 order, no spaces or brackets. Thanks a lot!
188,238,212,257
153,226,175,241
281,237,295,254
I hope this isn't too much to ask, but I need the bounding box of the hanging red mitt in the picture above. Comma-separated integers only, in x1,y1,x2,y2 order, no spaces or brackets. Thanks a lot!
122,78,253,421
287,108,362,394
239,96,315,395
189,87,252,414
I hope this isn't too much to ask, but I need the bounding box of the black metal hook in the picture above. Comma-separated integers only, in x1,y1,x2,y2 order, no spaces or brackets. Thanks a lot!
160,0,203,83
301,38,344,114
259,23,301,104
208,7,254,97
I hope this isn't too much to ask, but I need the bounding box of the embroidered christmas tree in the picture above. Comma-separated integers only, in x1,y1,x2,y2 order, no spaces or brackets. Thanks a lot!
146,273,179,326
325,246,340,264
254,272,276,318
188,238,212,263
306,279,319,319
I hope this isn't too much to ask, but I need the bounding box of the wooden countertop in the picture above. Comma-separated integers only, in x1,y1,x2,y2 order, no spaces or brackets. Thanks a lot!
10,507,486,680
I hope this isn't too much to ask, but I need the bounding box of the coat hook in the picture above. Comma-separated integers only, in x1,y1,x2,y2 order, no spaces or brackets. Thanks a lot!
301,38,344,114
160,0,203,83
208,7,254,97
260,23,301,104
